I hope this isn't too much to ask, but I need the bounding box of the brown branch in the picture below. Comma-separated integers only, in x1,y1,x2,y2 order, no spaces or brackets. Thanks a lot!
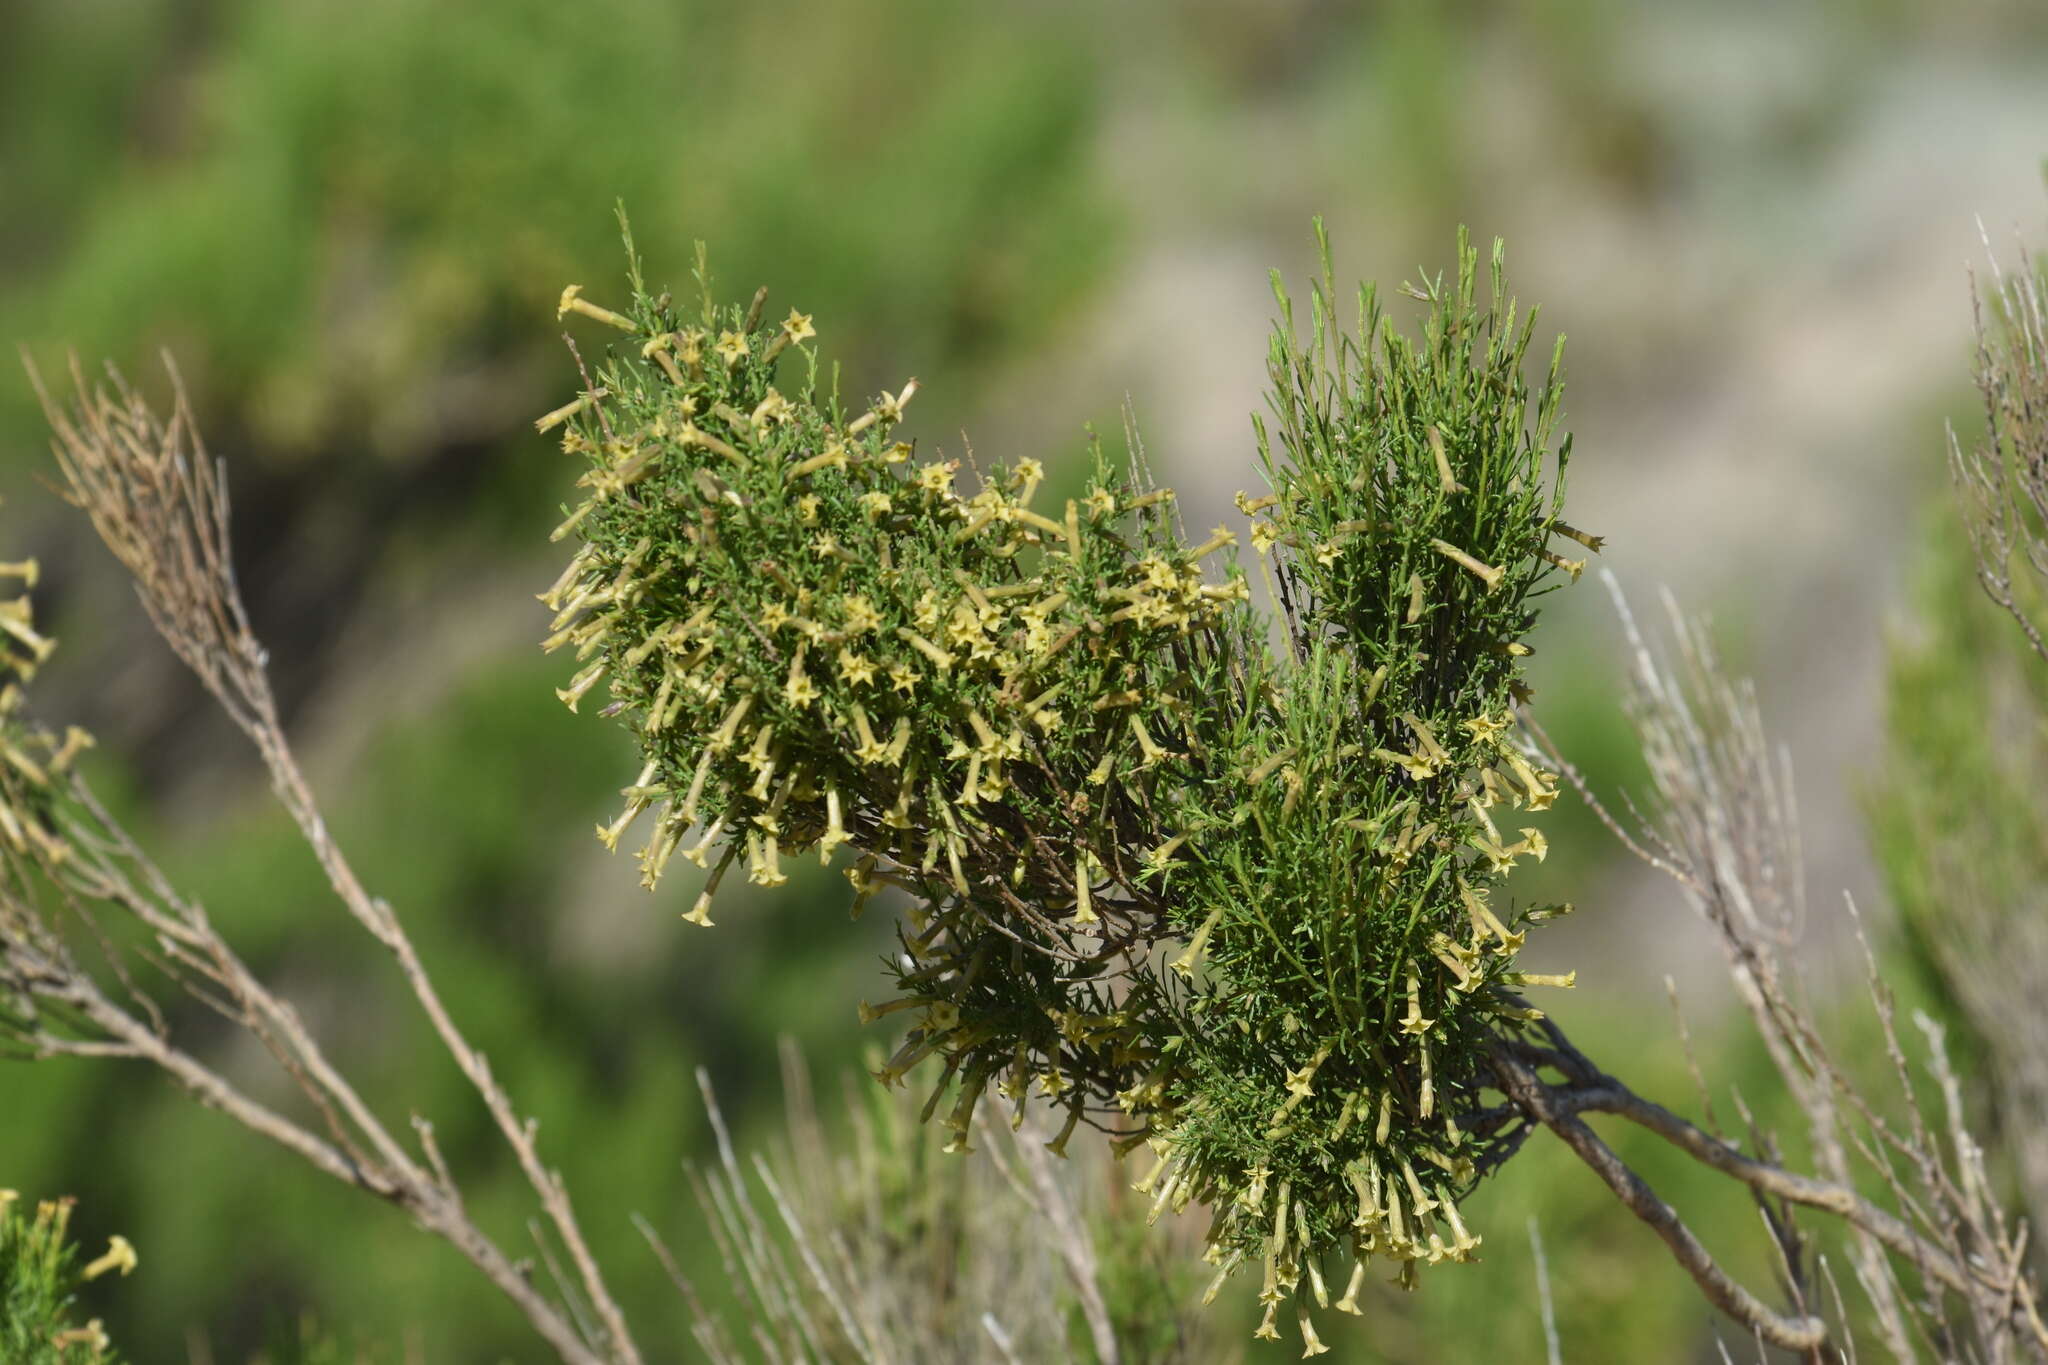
1539,575,2048,1359
1506,1036,2048,1355
1488,1042,1829,1352
1509,1038,1989,1291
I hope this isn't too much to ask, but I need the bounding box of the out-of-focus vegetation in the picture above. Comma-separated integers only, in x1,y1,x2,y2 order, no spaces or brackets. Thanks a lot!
7,0,2048,1360
1876,500,2048,1226
4,3,1113,1356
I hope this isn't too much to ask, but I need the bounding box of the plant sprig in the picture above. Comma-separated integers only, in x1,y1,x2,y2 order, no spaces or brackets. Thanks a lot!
544,220,1593,1352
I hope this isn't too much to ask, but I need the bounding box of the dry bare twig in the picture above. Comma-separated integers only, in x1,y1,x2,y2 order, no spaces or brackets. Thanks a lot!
1512,575,2048,1361
667,1039,1185,1365
3,355,641,1365
1953,225,2048,669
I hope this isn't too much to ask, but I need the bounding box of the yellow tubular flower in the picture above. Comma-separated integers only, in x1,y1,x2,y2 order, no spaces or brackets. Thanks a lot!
1399,967,1433,1036
82,1234,137,1280
556,284,638,332
1298,1302,1331,1357
1334,1260,1367,1314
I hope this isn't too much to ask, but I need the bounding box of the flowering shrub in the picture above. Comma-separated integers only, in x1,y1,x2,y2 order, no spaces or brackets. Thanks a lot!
544,223,1593,1349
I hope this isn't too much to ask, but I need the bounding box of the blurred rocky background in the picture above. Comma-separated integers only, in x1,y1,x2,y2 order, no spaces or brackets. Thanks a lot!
5,1,2047,1358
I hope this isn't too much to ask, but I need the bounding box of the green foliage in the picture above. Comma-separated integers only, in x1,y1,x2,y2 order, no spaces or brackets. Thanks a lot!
545,222,1593,1350
1872,513,2048,1083
245,1316,387,1365
0,1190,131,1364
1872,239,2048,1152
1089,1208,1213,1363
1875,515,2047,898
3,0,1111,473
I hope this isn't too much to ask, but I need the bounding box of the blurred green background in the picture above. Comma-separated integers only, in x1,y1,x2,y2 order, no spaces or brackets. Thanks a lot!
5,0,2048,1359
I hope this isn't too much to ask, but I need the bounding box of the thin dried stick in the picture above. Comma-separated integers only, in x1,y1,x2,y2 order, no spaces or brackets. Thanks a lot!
14,356,639,1364
1489,1044,1827,1352
1528,1216,1561,1365
1512,574,2048,1361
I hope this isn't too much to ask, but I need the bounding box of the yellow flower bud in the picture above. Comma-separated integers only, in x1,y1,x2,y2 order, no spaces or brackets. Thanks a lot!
1552,519,1606,552
556,285,637,332
1334,1259,1366,1314
1430,538,1503,590
79,1236,136,1285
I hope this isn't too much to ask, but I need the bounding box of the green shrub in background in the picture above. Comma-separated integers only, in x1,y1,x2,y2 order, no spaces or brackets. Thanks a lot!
1874,244,2048,1230
4,0,1112,470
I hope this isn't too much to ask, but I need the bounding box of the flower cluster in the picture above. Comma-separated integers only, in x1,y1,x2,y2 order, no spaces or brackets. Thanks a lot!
544,228,1593,1353
0,1188,134,1361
